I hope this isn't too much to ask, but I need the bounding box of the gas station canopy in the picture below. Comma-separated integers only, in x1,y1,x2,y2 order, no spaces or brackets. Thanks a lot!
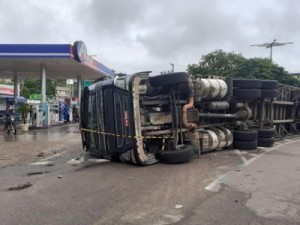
0,41,115,127
0,41,115,79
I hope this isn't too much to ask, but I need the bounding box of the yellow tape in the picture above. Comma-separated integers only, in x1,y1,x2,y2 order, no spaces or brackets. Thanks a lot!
162,138,165,152
81,128,170,140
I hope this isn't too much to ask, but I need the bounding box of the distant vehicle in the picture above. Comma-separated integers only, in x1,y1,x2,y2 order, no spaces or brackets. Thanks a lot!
6,115,16,135
80,72,300,165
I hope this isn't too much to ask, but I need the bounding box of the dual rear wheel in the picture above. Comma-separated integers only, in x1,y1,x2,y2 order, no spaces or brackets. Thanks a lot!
233,127,276,150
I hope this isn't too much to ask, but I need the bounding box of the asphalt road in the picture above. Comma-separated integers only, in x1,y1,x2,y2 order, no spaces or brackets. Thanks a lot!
0,124,299,225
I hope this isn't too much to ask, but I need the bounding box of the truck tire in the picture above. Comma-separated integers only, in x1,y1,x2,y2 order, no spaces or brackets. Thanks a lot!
110,153,121,162
261,80,279,89
233,79,262,89
157,145,194,163
233,89,261,99
150,72,188,87
233,130,258,141
258,128,275,138
261,89,278,98
258,137,274,147
233,140,257,150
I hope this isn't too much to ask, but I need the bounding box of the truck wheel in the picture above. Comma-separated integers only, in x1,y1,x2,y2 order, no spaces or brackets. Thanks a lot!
258,137,274,147
157,145,194,163
150,72,188,87
233,130,258,141
110,153,121,162
261,89,278,98
233,89,261,99
258,128,275,138
233,79,262,89
233,140,258,150
12,125,16,135
261,80,279,89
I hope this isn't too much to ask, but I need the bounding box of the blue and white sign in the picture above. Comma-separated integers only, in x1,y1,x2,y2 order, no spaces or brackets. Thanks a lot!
73,41,115,77
0,44,72,58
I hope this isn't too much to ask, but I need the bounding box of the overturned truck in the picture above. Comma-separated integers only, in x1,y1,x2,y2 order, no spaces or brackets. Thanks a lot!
80,72,300,165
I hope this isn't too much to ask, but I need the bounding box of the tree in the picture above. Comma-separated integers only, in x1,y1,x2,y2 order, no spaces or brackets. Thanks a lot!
17,103,31,124
0,79,13,85
188,50,246,77
188,50,300,87
234,58,300,86
234,58,277,79
20,86,30,98
46,79,55,97
20,79,67,99
22,79,40,96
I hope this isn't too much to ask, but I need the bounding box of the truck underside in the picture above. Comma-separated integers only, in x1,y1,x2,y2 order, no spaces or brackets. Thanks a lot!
80,72,300,165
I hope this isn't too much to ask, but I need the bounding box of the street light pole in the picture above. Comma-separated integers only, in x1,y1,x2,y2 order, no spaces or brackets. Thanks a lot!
170,63,174,72
270,42,273,60
250,39,293,61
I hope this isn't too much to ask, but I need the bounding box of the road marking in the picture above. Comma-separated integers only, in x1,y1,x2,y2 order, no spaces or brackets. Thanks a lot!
29,161,54,166
233,150,248,163
87,158,110,163
29,151,67,166
67,158,110,165
41,151,67,161
205,140,297,192
204,172,229,192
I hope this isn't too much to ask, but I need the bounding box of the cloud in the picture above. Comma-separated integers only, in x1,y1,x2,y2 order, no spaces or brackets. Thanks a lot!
135,0,243,59
0,0,83,43
0,0,299,74
79,0,147,38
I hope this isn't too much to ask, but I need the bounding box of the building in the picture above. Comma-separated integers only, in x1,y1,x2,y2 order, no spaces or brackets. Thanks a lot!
290,73,300,79
55,86,70,101
0,84,14,111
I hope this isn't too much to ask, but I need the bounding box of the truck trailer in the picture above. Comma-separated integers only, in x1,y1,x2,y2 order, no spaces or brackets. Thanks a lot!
80,72,300,165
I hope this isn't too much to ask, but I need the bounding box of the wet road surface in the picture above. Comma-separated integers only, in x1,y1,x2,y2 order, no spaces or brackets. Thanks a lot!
0,124,300,225
0,123,81,168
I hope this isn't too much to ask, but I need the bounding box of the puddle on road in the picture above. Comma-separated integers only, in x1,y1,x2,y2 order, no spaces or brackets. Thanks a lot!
7,182,32,191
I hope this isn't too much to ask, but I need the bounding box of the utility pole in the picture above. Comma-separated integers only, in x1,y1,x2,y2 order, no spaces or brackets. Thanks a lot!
170,63,174,72
250,39,293,61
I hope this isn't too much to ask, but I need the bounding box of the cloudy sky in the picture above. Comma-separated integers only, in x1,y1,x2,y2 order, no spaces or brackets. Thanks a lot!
0,0,299,75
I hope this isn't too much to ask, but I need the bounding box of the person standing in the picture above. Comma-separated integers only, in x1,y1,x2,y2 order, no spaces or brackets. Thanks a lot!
4,105,13,132
64,104,70,123
72,104,79,122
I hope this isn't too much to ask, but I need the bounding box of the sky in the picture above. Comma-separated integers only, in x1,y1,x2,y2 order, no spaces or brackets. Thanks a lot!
0,0,299,75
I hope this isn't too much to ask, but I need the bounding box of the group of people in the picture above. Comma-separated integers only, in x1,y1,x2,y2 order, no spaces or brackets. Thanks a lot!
3,103,79,133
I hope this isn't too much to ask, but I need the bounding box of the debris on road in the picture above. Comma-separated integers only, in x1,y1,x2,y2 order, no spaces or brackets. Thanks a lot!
175,205,183,209
37,152,44,157
67,158,84,166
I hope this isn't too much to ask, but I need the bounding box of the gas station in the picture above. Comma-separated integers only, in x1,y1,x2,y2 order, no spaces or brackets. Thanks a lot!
0,41,115,128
